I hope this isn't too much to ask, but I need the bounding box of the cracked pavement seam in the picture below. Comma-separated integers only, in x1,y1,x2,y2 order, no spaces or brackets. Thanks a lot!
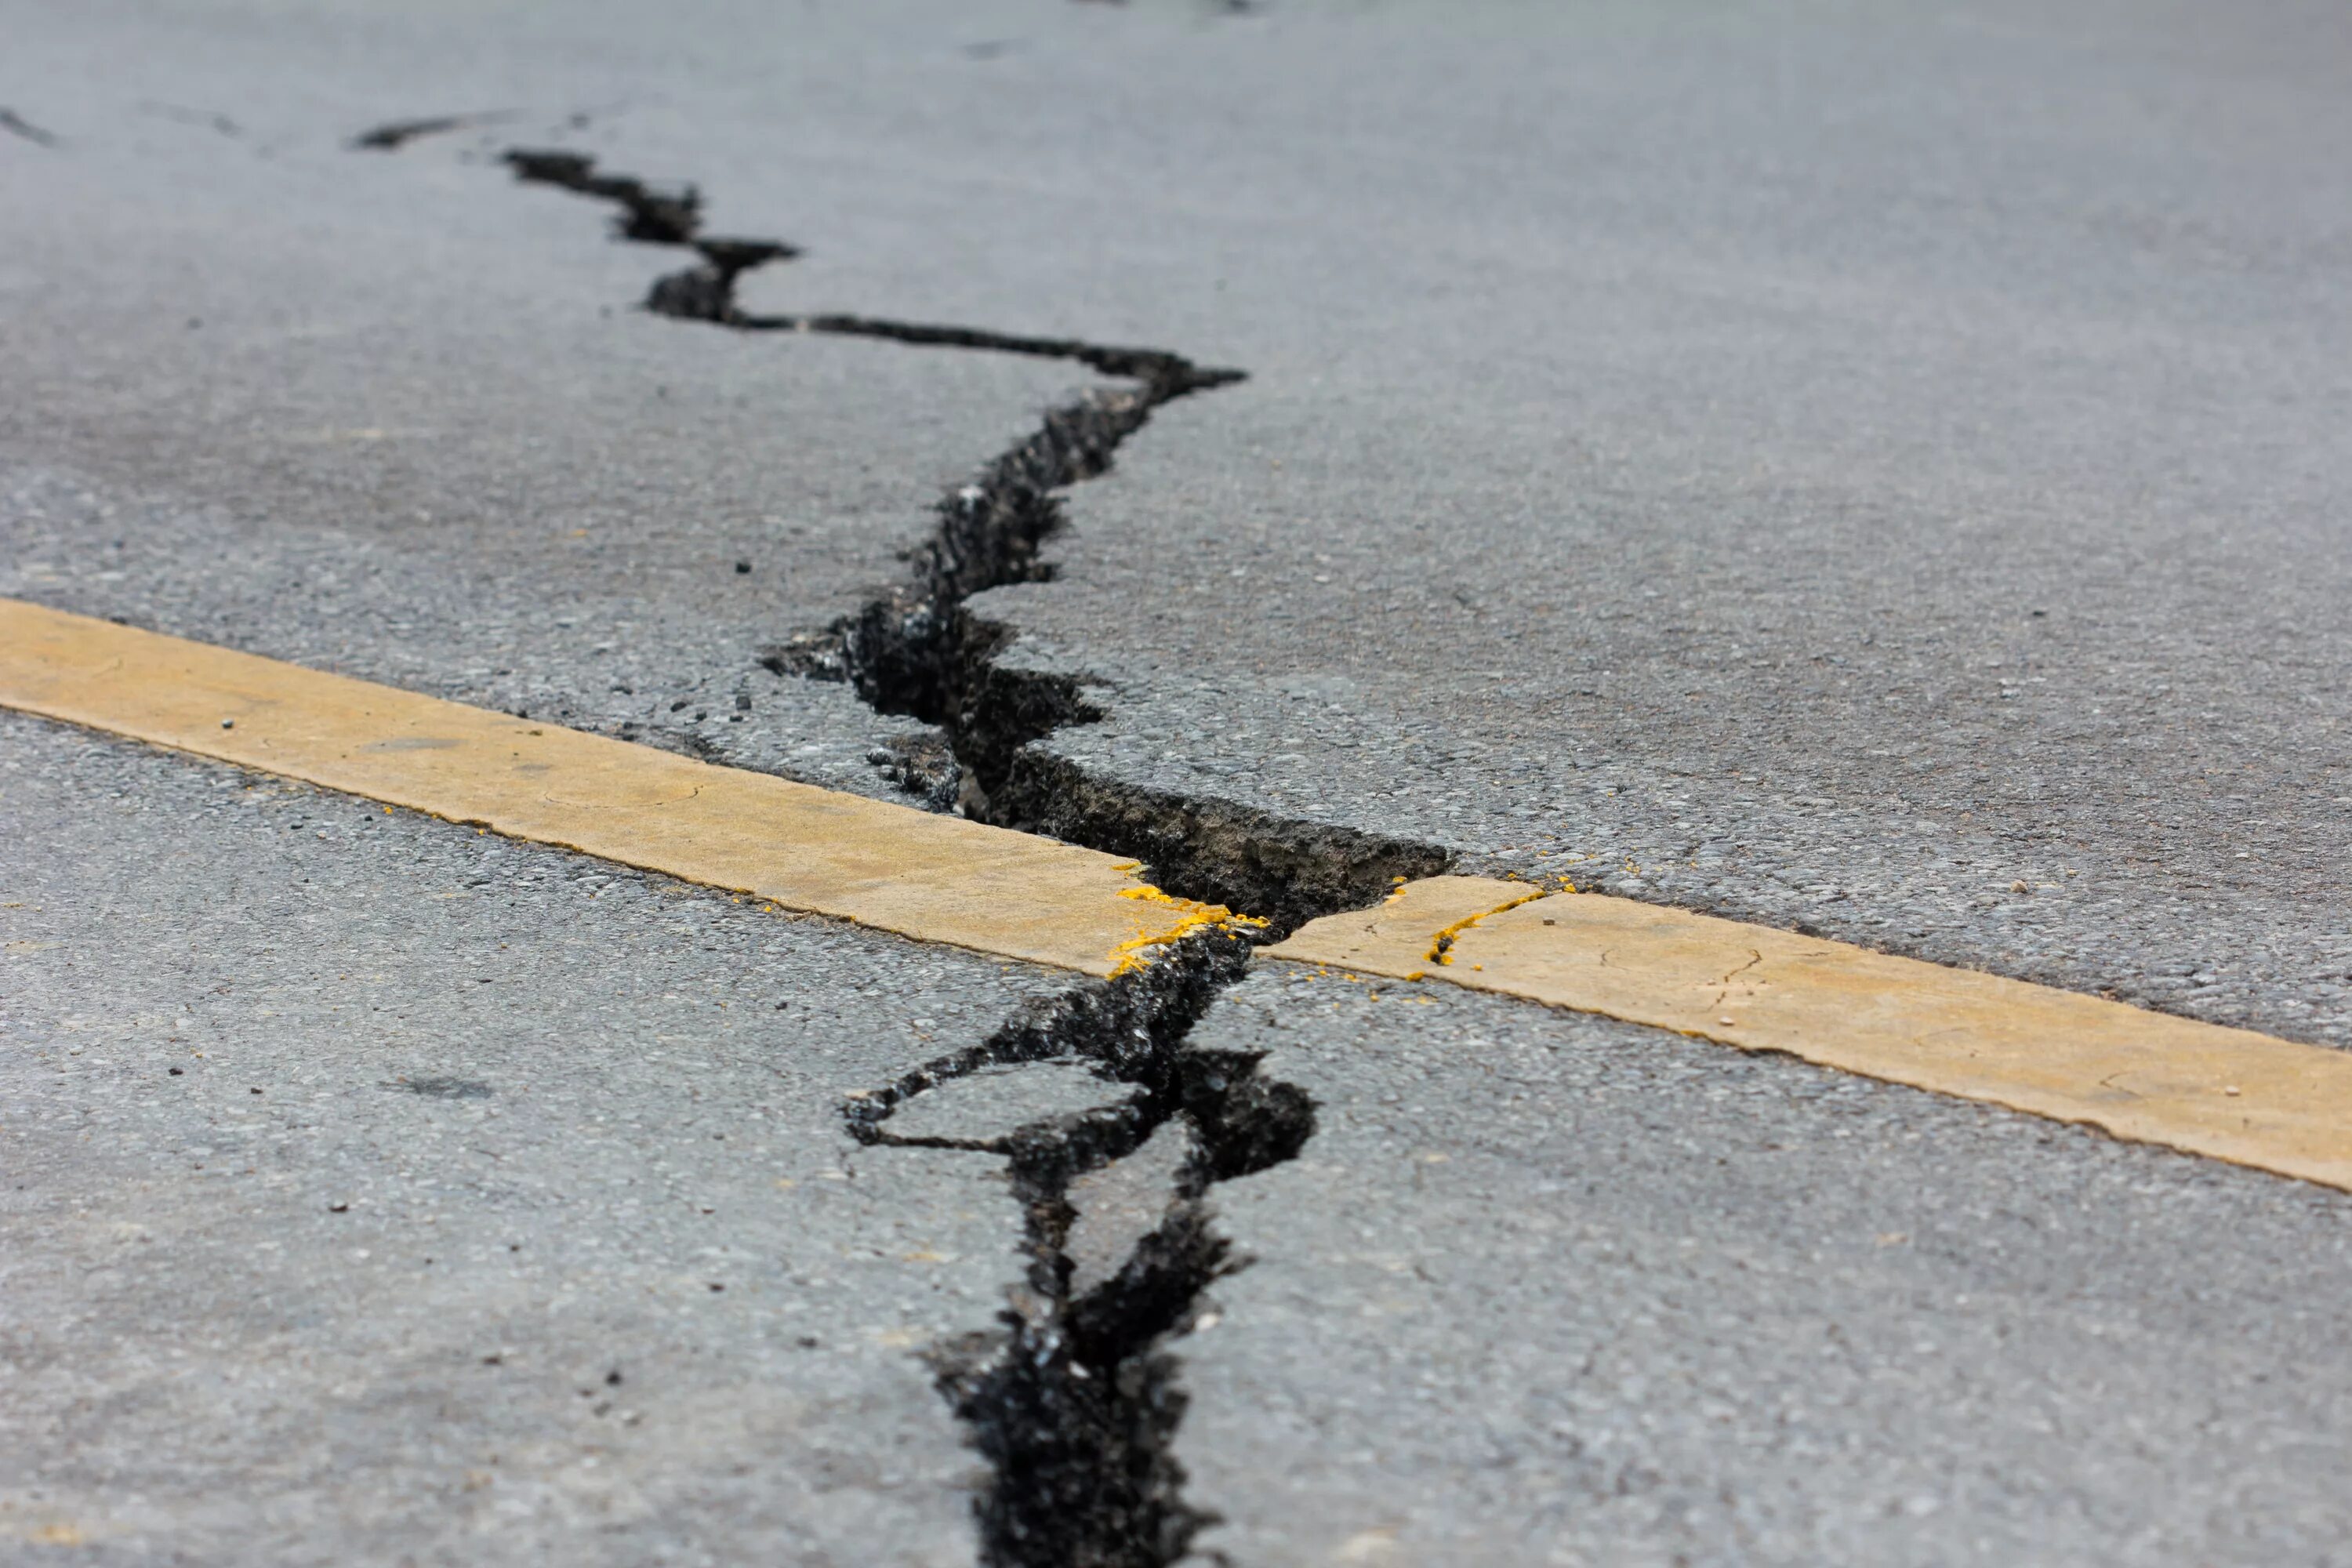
361,134,1405,1567
430,140,1454,934
844,931,1304,1568
344,125,2352,1563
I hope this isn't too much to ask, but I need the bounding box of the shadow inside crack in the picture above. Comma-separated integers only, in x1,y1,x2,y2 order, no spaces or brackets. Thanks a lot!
846,932,1310,1568
369,136,1448,930
352,131,1443,1563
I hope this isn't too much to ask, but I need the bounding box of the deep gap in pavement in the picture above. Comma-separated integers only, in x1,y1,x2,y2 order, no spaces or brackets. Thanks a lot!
364,136,1426,1566
764,371,1449,937
464,144,1450,933
846,930,1308,1568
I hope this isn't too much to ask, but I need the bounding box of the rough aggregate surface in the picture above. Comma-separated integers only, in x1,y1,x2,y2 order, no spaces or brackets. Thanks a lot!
5,0,2352,1562
1174,967,2352,1567
0,711,1066,1563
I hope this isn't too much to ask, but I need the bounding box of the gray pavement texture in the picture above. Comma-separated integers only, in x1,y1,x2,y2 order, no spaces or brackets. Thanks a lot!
9,0,2351,1034
951,2,2352,1044
0,23,1082,804
7,0,2352,1564
1178,967,2352,1567
0,711,1063,1563
878,1062,1142,1149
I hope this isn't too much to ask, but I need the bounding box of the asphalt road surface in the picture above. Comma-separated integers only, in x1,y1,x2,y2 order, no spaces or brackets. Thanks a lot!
6,2,2351,1565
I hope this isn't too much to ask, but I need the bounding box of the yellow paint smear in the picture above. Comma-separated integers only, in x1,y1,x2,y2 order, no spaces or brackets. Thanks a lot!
1273,877,2352,1192
0,598,1237,977
1425,887,1545,967
1108,886,1265,975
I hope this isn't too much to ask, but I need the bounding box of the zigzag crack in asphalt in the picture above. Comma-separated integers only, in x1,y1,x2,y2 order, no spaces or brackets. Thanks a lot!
363,134,1439,1566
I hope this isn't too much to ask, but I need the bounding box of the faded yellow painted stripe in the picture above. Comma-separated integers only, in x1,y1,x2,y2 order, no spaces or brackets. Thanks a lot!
0,598,1247,977
1269,877,2352,1192
1261,874,1544,979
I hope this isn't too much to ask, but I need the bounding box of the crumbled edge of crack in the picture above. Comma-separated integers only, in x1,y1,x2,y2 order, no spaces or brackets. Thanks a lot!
866,731,964,814
502,147,806,272
360,138,1439,1562
385,140,1452,918
1108,889,1269,978
768,368,1450,934
503,146,708,245
434,140,2350,1046
845,930,1310,1568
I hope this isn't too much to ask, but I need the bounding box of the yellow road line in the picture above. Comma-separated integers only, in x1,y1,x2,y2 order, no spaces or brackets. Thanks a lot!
1261,874,1543,978
0,598,1248,977
1268,877,2352,1192
12,597,2347,1191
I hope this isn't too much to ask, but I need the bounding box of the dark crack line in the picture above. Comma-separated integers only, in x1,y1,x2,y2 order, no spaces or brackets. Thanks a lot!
1710,949,1764,1010
847,931,1307,1568
349,109,521,151
496,149,1232,390
1,108,60,148
360,133,1443,1567
453,143,1446,929
771,361,1446,933
725,312,1246,390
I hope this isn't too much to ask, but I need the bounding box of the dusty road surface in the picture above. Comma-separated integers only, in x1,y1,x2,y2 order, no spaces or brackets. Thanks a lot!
6,2,2352,1564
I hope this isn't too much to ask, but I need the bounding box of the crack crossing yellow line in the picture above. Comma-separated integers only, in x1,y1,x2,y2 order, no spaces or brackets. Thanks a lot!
9,597,2347,1191
0,598,1246,977
1268,877,2352,1192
